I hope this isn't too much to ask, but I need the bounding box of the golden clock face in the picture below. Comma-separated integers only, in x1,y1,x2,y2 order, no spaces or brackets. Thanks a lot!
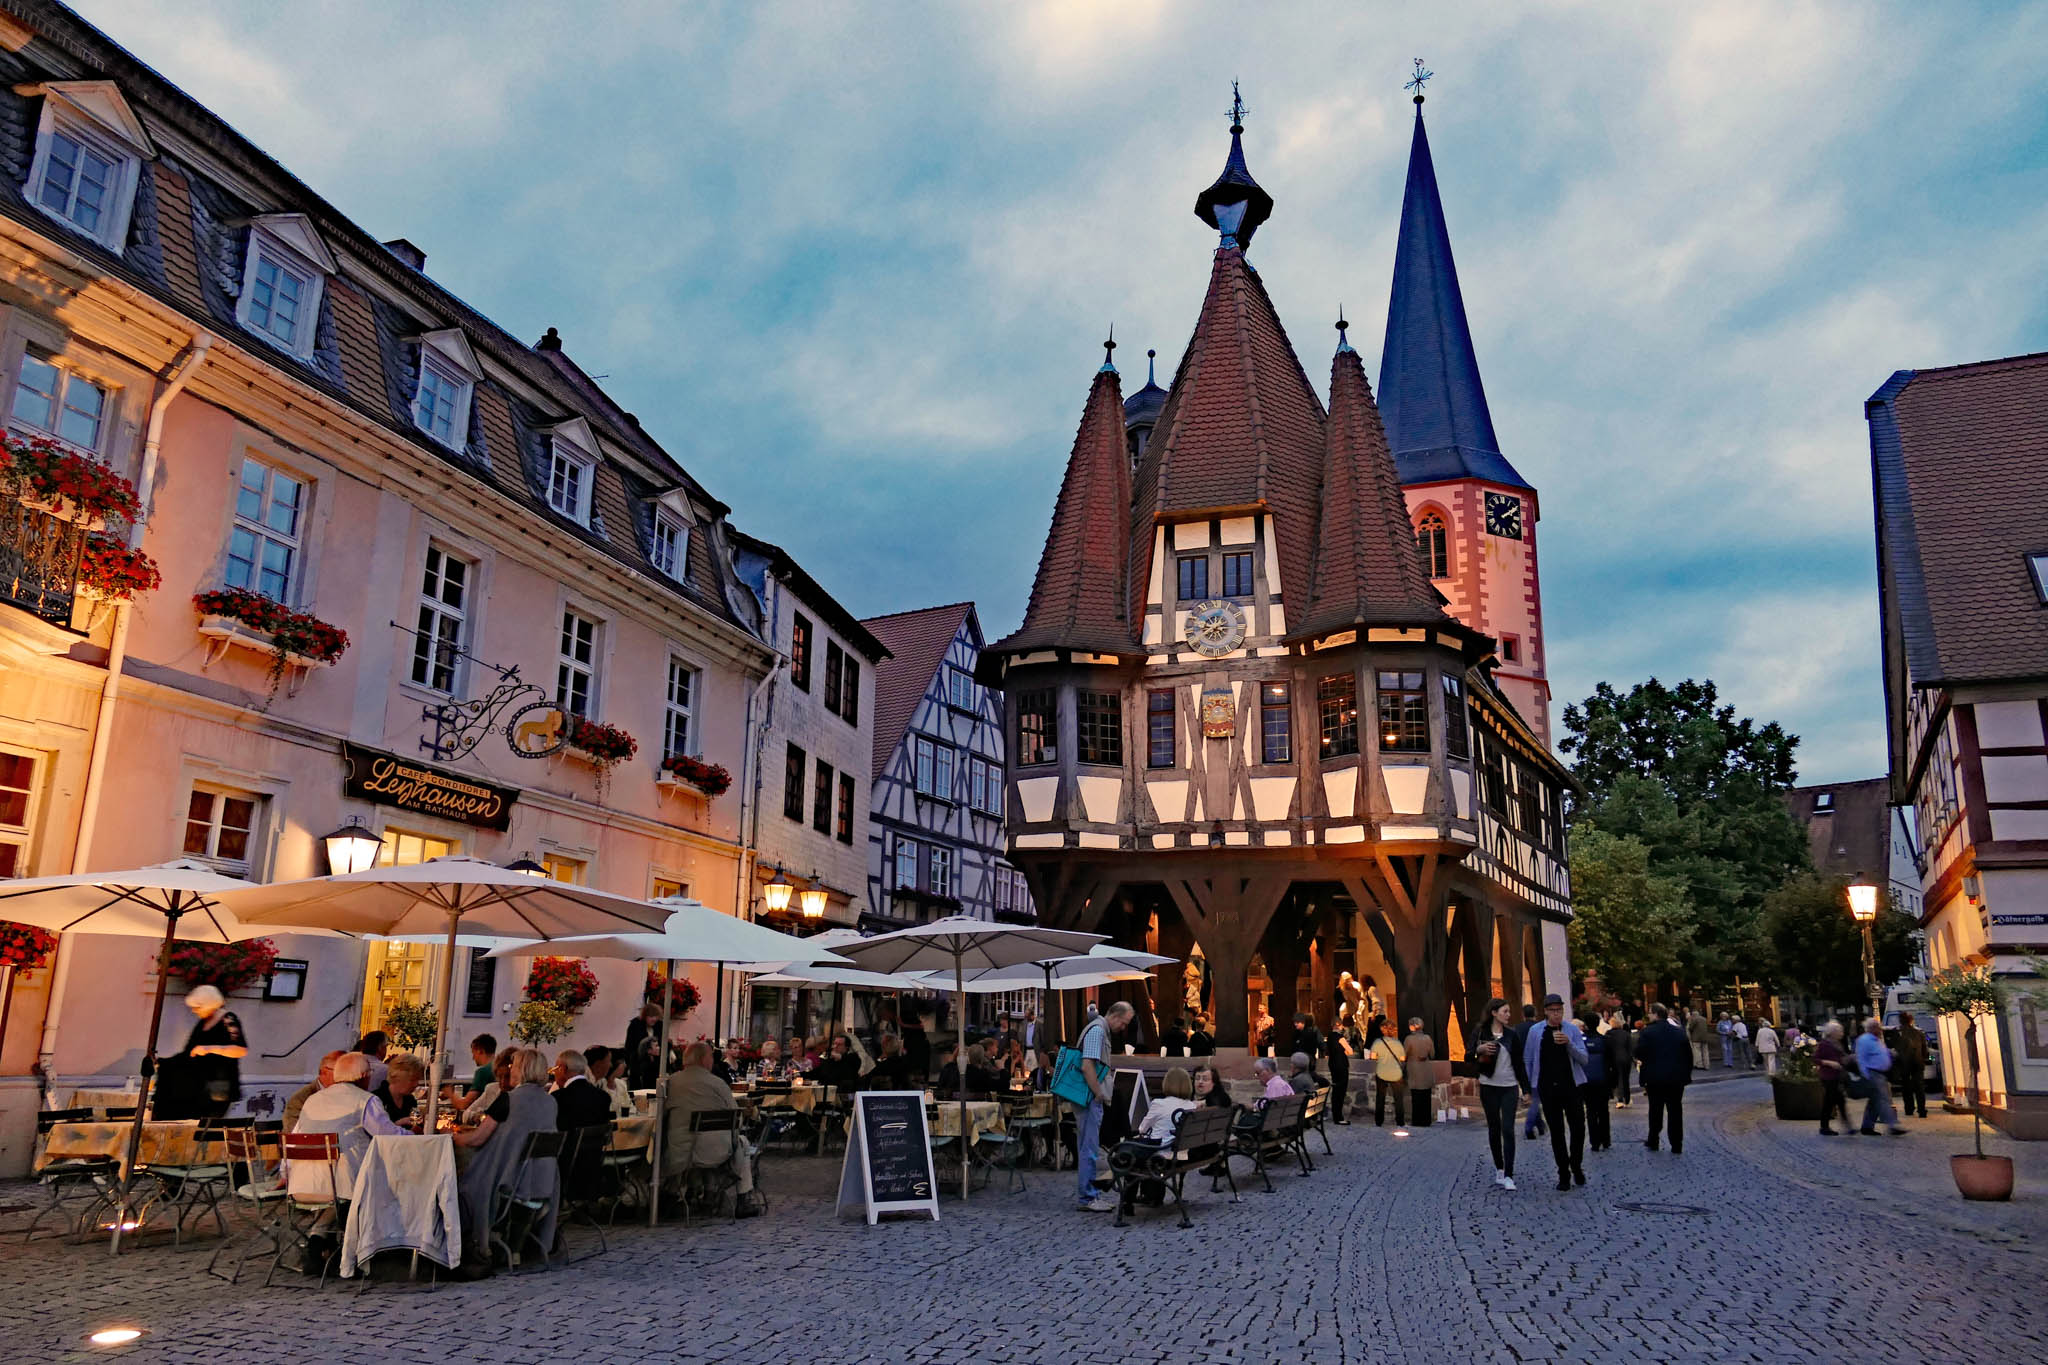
1183,599,1247,657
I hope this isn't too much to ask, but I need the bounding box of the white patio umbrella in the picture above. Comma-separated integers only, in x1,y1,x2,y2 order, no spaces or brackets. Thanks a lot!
484,903,843,1227
835,917,1103,1200
0,859,307,1252
949,944,1176,1050
219,856,673,1129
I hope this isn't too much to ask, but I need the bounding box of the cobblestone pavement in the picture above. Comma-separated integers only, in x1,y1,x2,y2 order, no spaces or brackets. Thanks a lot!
2,1078,2043,1364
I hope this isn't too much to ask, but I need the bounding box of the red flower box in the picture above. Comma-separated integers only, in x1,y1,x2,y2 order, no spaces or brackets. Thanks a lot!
658,753,731,796
0,922,59,971
193,588,350,664
526,955,600,1012
166,937,278,994
563,716,638,765
0,433,141,523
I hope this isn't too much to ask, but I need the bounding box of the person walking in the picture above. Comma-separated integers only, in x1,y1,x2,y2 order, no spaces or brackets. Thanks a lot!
1323,1020,1352,1124
1731,1015,1752,1069
1816,1020,1850,1135
1716,1013,1735,1069
1404,1017,1437,1127
1515,1004,1547,1140
1607,1014,1636,1107
1367,1016,1406,1127
1468,998,1529,1190
1686,1009,1714,1072
1578,1014,1612,1152
1634,1002,1693,1155
1754,1019,1780,1076
1520,995,1588,1190
1075,1001,1134,1212
1854,1016,1907,1137
1894,1013,1930,1119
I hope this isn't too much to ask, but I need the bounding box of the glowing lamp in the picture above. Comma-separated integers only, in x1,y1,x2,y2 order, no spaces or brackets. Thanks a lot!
504,856,548,878
321,817,383,875
799,886,827,919
89,1327,144,1346
763,868,794,914
1847,882,1880,922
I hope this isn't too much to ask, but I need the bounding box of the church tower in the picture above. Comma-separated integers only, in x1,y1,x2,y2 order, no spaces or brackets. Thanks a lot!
1379,80,1551,746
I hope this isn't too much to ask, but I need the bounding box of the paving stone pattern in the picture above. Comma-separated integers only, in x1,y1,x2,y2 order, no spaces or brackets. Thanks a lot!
1,1079,2043,1364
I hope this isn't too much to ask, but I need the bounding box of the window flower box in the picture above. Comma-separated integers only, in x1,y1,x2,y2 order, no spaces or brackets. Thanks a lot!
0,434,139,527
657,753,731,798
194,588,349,699
561,716,638,766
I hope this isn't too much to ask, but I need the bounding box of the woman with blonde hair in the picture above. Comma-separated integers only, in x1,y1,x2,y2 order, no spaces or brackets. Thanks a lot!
454,1047,559,1278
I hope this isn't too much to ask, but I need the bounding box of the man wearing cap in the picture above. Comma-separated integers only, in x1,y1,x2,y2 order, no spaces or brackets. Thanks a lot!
1520,995,1589,1191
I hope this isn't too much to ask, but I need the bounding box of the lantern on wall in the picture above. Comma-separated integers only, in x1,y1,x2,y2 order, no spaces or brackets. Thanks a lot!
763,867,794,914
321,817,383,876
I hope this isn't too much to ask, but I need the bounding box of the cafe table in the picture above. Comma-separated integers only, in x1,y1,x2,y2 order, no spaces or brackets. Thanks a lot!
340,1133,460,1278
60,1088,143,1115
37,1118,220,1179
609,1113,657,1152
735,1082,823,1115
927,1100,1005,1146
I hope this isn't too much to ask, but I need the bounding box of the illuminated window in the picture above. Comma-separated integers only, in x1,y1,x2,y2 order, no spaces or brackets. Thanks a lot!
1261,682,1292,764
1318,674,1358,758
1376,670,1428,753
182,787,260,873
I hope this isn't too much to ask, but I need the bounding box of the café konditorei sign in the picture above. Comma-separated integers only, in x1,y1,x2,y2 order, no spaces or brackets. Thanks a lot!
341,742,518,832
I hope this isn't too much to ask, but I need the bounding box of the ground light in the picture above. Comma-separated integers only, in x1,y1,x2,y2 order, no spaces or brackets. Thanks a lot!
88,1327,144,1346
1391,1128,1410,1138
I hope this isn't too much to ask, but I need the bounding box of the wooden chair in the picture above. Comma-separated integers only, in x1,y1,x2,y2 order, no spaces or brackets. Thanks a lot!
255,1131,343,1288
1302,1086,1333,1160
205,1127,292,1284
21,1108,108,1243
1112,1105,1236,1228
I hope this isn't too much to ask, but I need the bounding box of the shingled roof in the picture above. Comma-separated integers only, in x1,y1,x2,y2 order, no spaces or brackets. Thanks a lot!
862,602,975,781
1292,330,1457,641
990,362,1135,656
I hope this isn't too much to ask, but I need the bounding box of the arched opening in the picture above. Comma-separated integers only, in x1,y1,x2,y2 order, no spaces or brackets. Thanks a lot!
1415,508,1450,580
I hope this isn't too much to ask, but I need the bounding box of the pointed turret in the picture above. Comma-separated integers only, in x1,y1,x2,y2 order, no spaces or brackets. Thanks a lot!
1378,100,1529,490
1294,318,1459,641
1194,83,1275,250
990,347,1136,656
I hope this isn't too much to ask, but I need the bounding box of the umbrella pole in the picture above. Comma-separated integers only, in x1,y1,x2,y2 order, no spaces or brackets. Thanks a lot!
422,907,462,1132
649,956,675,1229
111,908,181,1255
956,958,968,1202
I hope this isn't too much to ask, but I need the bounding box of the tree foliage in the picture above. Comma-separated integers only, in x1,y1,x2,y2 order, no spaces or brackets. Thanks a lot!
1762,874,1917,1005
1565,827,1694,1002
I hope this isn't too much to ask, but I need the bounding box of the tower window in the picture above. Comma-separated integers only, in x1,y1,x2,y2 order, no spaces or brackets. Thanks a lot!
1499,634,1520,664
1261,681,1292,764
1416,512,1449,580
1016,689,1056,766
1443,674,1468,761
1221,551,1255,598
1147,689,1176,768
1077,690,1123,767
1377,671,1429,753
1317,674,1358,758
1177,554,1209,602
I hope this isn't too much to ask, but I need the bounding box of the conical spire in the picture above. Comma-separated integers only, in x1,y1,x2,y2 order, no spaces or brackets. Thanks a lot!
992,360,1136,656
1378,100,1530,490
1294,331,1456,641
1194,82,1274,249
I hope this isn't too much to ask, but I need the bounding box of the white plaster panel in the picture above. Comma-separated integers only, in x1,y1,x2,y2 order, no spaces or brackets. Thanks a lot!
1991,808,2048,842
1076,775,1122,823
1232,792,1246,820
1224,831,1250,846
1541,921,1571,995
1148,778,1188,822
1256,646,1287,657
1076,832,1120,849
1017,776,1059,823
1268,604,1286,636
1322,767,1358,819
1449,768,1472,819
1015,832,1064,848
1264,830,1291,846
1974,700,2044,750
1381,762,1429,815
1219,515,1256,545
1382,824,1437,841
1143,617,1162,645
1147,528,1166,605
1174,610,1187,642
1981,754,2048,804
1173,522,1209,551
1249,777,1294,821
1324,825,1364,845
1151,833,1177,849
1450,827,1477,843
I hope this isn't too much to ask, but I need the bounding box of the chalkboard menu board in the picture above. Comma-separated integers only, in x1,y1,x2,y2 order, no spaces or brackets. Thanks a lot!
835,1091,939,1224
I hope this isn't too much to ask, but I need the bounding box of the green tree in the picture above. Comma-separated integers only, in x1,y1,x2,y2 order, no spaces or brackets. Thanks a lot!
1762,873,1917,1005
1565,827,1694,1004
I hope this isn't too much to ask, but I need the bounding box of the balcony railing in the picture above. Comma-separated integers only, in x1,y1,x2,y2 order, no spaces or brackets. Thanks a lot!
1,496,85,626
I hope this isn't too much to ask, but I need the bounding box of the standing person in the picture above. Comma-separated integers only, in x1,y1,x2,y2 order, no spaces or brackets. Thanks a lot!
1816,1021,1850,1135
624,1003,663,1091
181,985,249,1119
902,1008,931,1084
1468,999,1528,1190
1578,1015,1612,1153
1754,1019,1781,1076
1521,996,1588,1190
1188,1015,1216,1056
1287,1012,1322,1061
1516,1005,1547,1140
1021,1007,1039,1055
1324,1019,1353,1124
1607,1014,1636,1108
1687,1009,1714,1072
1716,1013,1735,1069
1730,1014,1752,1069
1854,1017,1907,1136
1894,1013,1929,1119
1075,1001,1133,1213
1367,1016,1405,1127
1404,1017,1436,1127
1634,1003,1693,1155
1161,1016,1189,1056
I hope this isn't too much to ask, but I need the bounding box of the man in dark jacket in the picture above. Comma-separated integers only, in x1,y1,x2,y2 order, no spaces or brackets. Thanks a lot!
1323,1024,1352,1124
1894,1012,1930,1119
1606,1015,1636,1107
1578,1017,1611,1152
1634,1003,1694,1155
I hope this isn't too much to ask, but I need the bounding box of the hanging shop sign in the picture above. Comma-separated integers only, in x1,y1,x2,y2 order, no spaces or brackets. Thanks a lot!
341,742,519,832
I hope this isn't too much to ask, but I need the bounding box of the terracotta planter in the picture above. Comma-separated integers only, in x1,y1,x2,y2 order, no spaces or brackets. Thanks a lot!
1770,1077,1823,1121
1951,1154,2014,1201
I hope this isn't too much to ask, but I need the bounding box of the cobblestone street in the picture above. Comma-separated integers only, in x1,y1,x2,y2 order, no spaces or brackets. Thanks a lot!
2,1078,2043,1364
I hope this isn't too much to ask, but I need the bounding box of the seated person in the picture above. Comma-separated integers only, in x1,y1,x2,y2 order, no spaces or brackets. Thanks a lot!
584,1044,635,1117
550,1049,613,1131
1287,1051,1323,1096
811,1034,862,1095
756,1038,784,1076
1254,1056,1292,1102
1161,1017,1190,1055
373,1053,425,1124
461,1046,520,1123
454,1048,559,1278
864,1033,913,1090
1116,1066,1201,1211
457,1033,499,1110
660,1042,754,1207
289,1051,404,1202
355,1031,391,1093
936,1043,999,1099
282,1050,345,1134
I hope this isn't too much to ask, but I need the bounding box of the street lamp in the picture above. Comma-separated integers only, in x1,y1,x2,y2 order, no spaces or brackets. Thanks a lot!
762,867,793,915
798,875,828,920
320,817,383,875
505,855,548,878
1848,879,1882,1022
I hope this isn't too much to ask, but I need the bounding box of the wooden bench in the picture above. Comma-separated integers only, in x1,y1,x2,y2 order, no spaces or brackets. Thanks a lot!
1109,1105,1236,1229
1218,1092,1307,1194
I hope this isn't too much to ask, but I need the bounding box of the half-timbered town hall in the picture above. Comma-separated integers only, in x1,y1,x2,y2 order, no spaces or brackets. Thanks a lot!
980,90,1574,1054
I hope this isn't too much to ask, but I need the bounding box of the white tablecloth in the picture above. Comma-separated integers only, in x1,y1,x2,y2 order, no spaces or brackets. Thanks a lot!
340,1134,461,1277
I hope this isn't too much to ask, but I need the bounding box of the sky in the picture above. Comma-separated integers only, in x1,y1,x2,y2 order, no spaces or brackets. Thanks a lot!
69,0,2048,784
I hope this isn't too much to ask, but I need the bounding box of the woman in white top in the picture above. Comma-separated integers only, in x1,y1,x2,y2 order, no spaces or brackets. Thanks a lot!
1467,998,1530,1191
1134,1066,1200,1141
1754,1020,1781,1075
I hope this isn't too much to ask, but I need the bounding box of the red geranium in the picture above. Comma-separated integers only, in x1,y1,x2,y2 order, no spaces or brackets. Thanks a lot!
659,753,731,796
0,922,59,971
0,434,141,522
525,956,600,1011
166,937,278,994
644,966,701,1017
78,532,161,600
564,716,638,765
193,588,350,664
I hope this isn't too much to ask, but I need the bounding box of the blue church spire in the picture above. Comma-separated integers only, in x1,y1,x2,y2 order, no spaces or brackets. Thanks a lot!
1378,69,1529,490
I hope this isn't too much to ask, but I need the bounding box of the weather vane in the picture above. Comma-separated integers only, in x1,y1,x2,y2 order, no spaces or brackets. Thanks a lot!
1406,58,1433,104
1229,79,1247,132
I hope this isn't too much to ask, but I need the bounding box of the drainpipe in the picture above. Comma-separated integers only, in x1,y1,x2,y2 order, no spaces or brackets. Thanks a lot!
39,332,213,1066
725,658,782,1038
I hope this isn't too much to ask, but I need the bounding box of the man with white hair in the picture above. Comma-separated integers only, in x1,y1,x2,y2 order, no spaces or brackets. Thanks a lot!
1255,1055,1292,1101
282,1050,347,1133
289,1051,404,1200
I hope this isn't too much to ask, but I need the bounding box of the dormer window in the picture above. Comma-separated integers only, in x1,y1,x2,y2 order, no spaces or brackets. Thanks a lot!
650,508,687,578
409,330,478,451
235,215,333,360
23,82,150,252
544,418,597,525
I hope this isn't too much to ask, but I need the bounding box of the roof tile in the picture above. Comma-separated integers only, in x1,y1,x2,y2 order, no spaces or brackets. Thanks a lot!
862,602,974,780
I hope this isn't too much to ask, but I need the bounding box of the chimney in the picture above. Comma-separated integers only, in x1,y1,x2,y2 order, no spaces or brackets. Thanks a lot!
382,238,426,271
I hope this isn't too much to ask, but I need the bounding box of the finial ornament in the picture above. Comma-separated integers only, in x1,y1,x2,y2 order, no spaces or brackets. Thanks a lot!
1101,325,1117,372
1147,348,1158,385
1335,307,1353,353
1229,80,1247,133
1406,58,1432,106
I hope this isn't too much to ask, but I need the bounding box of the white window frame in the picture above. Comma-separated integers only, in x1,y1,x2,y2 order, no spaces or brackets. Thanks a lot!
556,606,599,718
893,837,919,890
235,216,333,360
663,655,698,759
23,83,150,252
0,745,41,880
225,454,307,602
410,543,471,695
929,846,953,899
650,508,687,579
181,784,262,875
544,418,598,525
410,331,478,452
7,346,112,457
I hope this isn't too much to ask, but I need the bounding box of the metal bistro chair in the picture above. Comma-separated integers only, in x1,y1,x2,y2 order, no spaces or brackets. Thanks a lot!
556,1124,614,1261
143,1123,237,1247
241,1131,343,1288
982,1096,1037,1194
753,1083,814,1156
676,1109,744,1224
487,1129,563,1272
1004,1092,1057,1171
21,1108,108,1242
206,1127,293,1284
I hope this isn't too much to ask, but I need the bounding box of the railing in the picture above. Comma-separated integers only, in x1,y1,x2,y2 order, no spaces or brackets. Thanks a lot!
1,495,84,626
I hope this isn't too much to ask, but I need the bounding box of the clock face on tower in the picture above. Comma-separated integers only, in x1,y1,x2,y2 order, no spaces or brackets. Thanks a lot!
1485,491,1523,541
1182,599,1248,657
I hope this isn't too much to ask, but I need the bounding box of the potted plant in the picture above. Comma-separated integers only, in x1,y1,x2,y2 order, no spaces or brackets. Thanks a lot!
1922,963,2013,1201
657,753,731,797
525,955,600,1013
76,530,161,602
192,587,350,698
644,965,701,1017
508,999,573,1046
385,1000,440,1056
1769,1037,1825,1120
165,937,279,994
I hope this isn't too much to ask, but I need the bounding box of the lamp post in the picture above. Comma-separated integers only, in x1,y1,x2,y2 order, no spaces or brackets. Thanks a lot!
320,817,383,875
1848,879,1881,1022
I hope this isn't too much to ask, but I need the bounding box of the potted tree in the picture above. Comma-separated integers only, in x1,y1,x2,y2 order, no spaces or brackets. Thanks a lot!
1922,963,2013,1201
1769,1036,1824,1120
